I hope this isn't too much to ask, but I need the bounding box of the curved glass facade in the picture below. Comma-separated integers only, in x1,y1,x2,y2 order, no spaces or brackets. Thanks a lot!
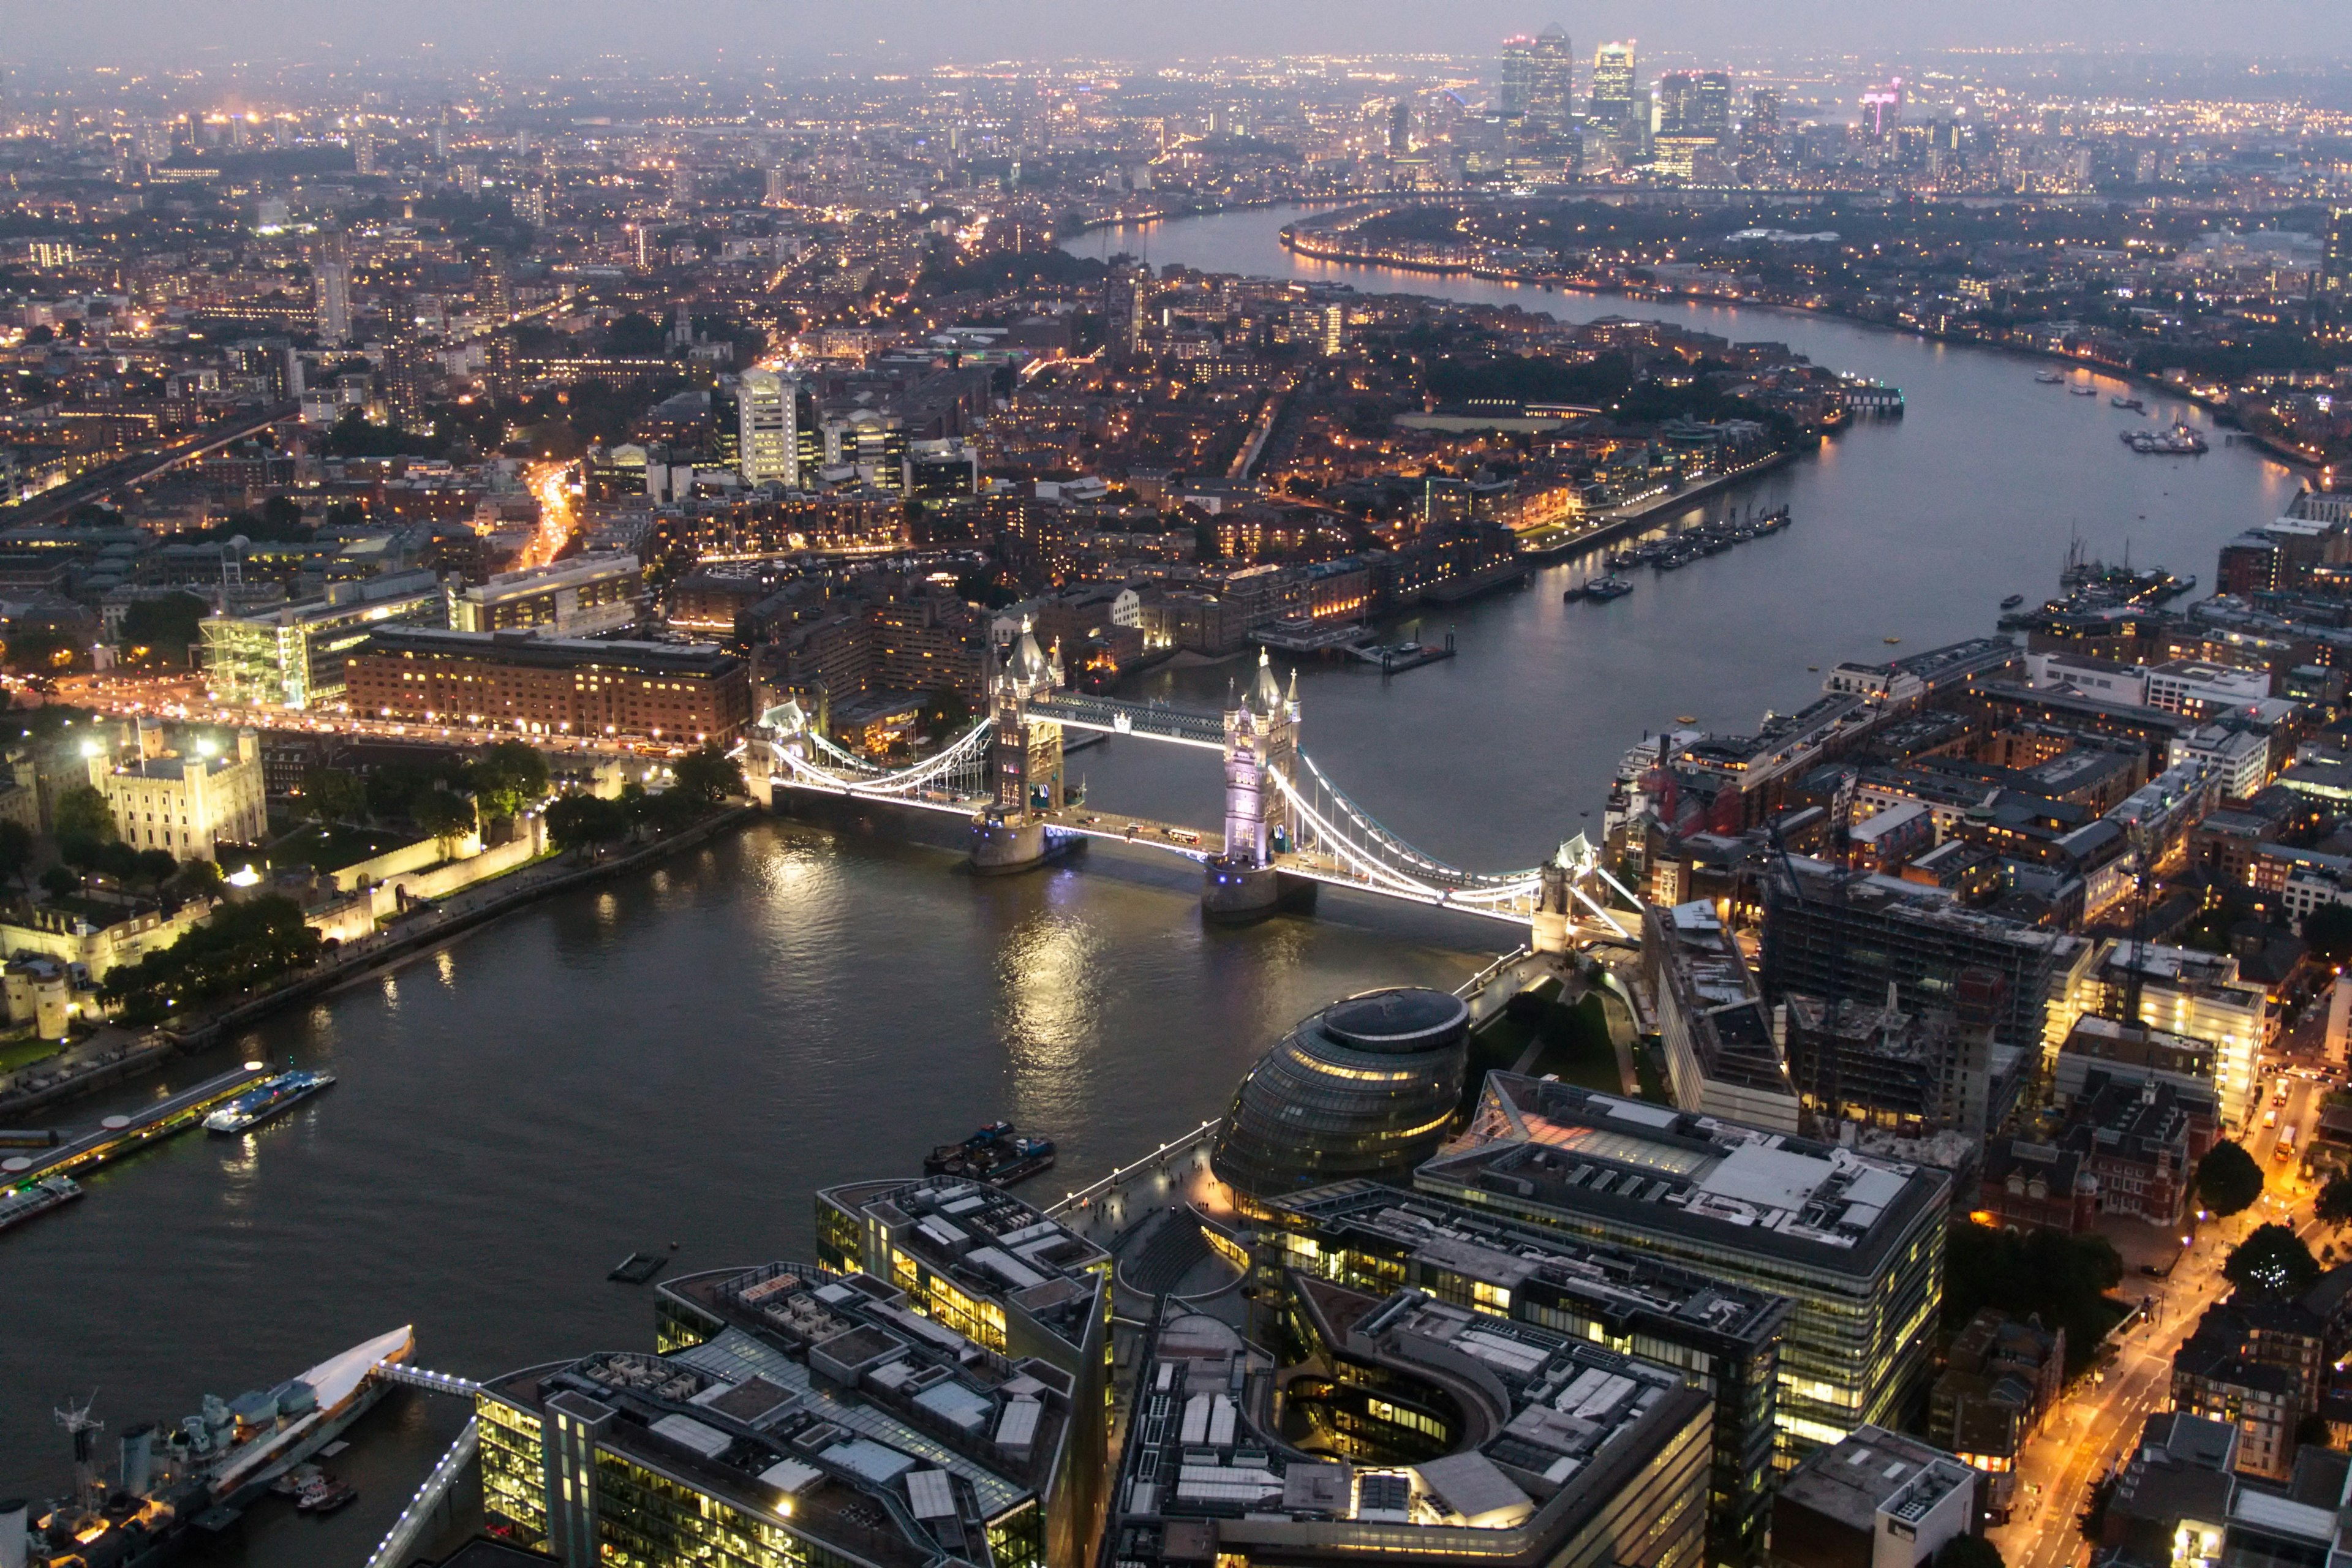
1212,987,1469,1201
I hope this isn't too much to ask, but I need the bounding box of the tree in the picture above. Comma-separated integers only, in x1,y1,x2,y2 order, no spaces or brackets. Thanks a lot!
0,818,32,895
118,592,213,668
466,740,551,823
131,849,178,888
1936,1537,2005,1568
2305,903,2352,965
920,687,973,737
545,792,629,854
669,742,744,805
2,626,74,673
52,784,115,843
1943,1221,2124,1376
100,892,323,1023
170,858,224,903
296,766,367,826
2318,1175,2352,1226
2225,1223,2321,1299
410,790,478,857
2199,1138,2268,1215
37,865,77,902
2198,1141,2267,1218
628,788,703,835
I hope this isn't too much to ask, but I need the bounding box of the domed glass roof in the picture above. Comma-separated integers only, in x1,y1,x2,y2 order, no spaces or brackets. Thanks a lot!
1212,986,1469,1202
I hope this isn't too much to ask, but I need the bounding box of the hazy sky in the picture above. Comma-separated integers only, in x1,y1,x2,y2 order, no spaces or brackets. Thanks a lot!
3,0,2347,69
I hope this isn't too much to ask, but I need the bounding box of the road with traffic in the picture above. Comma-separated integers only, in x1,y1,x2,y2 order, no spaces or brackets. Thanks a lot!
1991,1068,2331,1568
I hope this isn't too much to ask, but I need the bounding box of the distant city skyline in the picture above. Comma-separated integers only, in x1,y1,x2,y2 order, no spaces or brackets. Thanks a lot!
3,0,2348,69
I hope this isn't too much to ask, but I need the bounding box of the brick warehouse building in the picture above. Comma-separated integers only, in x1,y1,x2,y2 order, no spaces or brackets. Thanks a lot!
344,628,752,744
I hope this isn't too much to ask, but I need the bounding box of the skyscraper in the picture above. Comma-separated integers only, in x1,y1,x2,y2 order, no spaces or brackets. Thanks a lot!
736,369,799,489
1526,24,1574,132
1497,34,1537,120
1589,41,1637,134
1657,71,1733,140
2324,208,2352,299
1861,78,1905,141
1692,70,1734,138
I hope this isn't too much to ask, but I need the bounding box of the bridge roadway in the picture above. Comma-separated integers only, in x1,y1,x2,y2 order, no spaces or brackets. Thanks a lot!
773,767,1569,927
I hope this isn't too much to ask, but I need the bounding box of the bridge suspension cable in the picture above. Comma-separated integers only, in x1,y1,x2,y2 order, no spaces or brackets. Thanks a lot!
1288,752,1545,892
774,718,993,799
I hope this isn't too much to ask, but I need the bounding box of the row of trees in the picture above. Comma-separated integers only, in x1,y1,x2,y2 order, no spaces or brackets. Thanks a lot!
543,745,744,853
295,739,554,853
102,894,322,1025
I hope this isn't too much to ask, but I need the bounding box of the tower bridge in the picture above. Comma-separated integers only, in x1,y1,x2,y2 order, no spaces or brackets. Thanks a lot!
745,620,1637,949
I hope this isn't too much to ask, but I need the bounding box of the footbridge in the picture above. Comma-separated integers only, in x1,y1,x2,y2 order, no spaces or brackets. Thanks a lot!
745,622,1638,946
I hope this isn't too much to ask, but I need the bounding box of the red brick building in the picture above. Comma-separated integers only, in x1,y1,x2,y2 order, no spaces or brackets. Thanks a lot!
345,628,752,744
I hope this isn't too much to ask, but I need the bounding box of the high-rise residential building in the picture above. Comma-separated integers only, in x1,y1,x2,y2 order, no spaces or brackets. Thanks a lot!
135,119,175,163
350,126,375,176
1589,40,1637,132
314,260,350,344
1760,861,2093,1058
1417,1074,1953,1460
764,164,793,205
736,369,799,489
514,186,547,227
2324,208,2352,298
1741,88,1783,177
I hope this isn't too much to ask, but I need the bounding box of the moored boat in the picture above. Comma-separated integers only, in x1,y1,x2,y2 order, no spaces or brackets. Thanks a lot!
923,1121,1057,1186
204,1069,335,1134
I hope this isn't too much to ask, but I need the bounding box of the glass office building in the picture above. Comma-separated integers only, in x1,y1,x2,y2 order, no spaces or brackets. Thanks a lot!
1416,1074,1950,1464
1256,1180,1789,1565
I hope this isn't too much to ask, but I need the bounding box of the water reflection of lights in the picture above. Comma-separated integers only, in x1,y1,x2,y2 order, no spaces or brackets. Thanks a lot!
998,913,1105,1106
217,1136,261,1219
379,974,399,1008
435,950,457,989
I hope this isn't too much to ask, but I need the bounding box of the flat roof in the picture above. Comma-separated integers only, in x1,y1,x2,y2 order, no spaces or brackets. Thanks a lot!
1266,1182,1788,1346
1422,1074,1948,1276
355,625,742,677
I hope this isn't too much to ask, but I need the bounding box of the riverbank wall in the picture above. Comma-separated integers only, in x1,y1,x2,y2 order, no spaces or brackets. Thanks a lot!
0,807,760,1121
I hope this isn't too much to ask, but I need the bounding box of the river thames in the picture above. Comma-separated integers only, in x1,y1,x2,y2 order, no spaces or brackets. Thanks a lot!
0,204,2304,1563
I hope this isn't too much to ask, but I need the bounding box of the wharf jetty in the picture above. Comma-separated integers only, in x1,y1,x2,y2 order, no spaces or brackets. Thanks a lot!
1349,635,1457,674
1,1061,271,1186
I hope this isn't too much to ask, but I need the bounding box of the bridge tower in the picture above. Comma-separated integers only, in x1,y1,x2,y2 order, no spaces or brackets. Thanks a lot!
972,619,1066,874
1531,850,1574,955
1204,650,1298,919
